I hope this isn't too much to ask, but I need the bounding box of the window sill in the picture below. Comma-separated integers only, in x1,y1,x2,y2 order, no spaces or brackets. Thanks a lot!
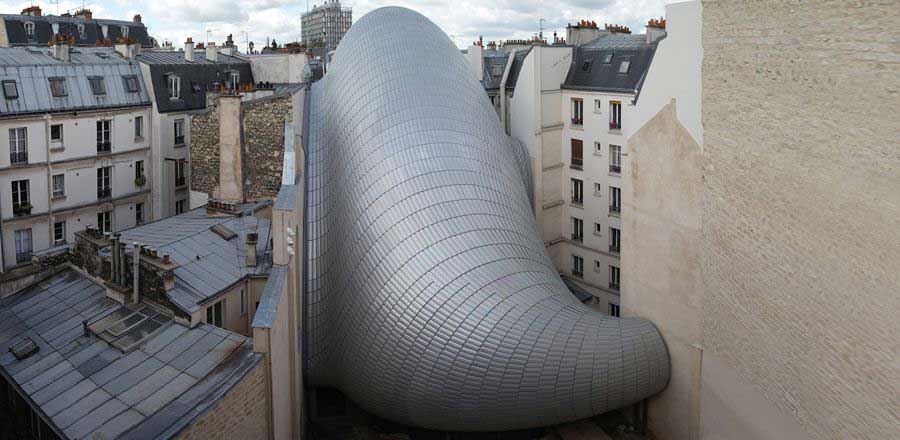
609,211,621,218
593,152,602,157
570,201,583,209
50,144,64,151
609,171,621,177
569,164,583,171
593,231,602,238
134,136,144,143
570,124,583,130
54,240,67,246
174,143,186,148
608,128,622,135
51,195,66,201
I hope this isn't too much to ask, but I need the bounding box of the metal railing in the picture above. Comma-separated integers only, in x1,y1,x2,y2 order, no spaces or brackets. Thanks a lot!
609,244,620,253
10,151,27,164
609,165,621,173
97,187,111,199
609,282,619,291
609,204,621,213
97,141,111,153
16,251,32,264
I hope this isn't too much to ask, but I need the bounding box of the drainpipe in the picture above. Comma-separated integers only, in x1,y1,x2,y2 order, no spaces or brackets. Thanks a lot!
132,242,140,303
499,49,516,135
118,240,126,286
44,115,54,248
111,235,119,284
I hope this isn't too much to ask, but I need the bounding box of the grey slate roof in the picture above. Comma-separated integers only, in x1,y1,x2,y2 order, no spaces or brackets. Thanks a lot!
563,33,658,94
0,14,152,47
136,50,249,66
0,46,151,116
480,48,529,91
118,205,273,313
0,269,260,440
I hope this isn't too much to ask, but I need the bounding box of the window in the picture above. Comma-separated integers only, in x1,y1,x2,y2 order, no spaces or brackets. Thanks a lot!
240,289,247,315
88,77,106,95
595,223,602,234
594,99,602,112
97,120,111,153
571,98,583,125
97,166,112,199
9,127,27,164
618,60,631,74
175,161,186,187
123,75,140,93
97,211,112,234
609,227,620,253
14,229,32,263
570,139,583,169
175,199,186,214
571,178,583,205
610,101,622,130
11,179,29,215
134,116,143,139
609,186,621,213
571,217,583,242
602,53,613,64
54,221,66,244
206,299,224,328
168,75,181,100
595,260,601,270
572,255,584,278
135,160,144,180
50,124,63,147
78,24,85,39
24,22,35,41
609,265,620,290
609,145,622,173
609,303,620,317
174,119,185,145
52,174,65,198
2,80,18,99
121,26,129,38
48,78,67,97
580,61,592,72
135,202,144,225
594,141,602,155
230,71,240,88
594,182,602,194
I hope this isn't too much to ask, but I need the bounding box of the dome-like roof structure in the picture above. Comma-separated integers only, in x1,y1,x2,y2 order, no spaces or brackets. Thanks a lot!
304,6,669,431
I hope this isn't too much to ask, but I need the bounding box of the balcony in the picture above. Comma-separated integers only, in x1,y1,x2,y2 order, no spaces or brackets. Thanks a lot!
174,135,185,146
609,244,620,253
97,141,111,154
609,165,621,174
609,204,621,214
175,177,186,188
97,187,111,200
570,158,583,170
16,251,32,264
609,282,619,291
9,151,27,165
570,117,583,127
12,203,32,217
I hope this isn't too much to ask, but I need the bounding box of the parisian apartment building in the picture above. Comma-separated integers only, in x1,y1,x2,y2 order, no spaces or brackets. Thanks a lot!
300,0,352,53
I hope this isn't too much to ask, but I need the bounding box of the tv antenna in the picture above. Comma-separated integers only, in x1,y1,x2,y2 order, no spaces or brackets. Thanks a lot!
539,18,545,41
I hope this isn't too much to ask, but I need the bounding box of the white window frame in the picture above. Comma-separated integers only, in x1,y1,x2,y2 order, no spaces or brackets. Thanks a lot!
609,145,622,173
230,71,240,88
9,127,27,164
134,116,143,139
609,227,621,253
571,98,583,125
572,217,583,242
168,75,181,100
121,26,129,38
24,22,35,40
48,77,67,97
52,173,65,198
50,123,63,147
97,210,112,234
570,178,583,205
572,255,584,277
11,179,29,210
97,166,112,199
14,228,32,263
609,265,620,290
174,119,185,145
97,120,112,152
610,101,622,130
78,24,85,39
609,186,621,213
53,221,66,244
206,299,224,327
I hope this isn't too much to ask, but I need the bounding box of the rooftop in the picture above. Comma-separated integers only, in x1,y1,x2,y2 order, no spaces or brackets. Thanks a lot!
136,50,249,66
0,268,260,439
562,33,659,94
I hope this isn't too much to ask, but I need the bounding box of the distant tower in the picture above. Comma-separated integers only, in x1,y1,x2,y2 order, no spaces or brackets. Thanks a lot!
301,0,352,53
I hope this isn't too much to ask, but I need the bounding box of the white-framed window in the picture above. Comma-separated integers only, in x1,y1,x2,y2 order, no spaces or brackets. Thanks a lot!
48,78,67,97
609,227,620,253
97,120,111,153
571,98,583,125
174,119,185,145
14,228,32,263
206,299,224,327
97,210,112,234
595,222,602,235
609,186,621,213
609,303,620,317
602,53,613,64
610,101,622,130
571,178,583,205
135,202,144,225
594,99,602,112
240,289,247,315
123,75,140,93
51,124,63,147
168,75,181,100
572,255,584,278
134,116,143,139
24,22,35,41
230,71,240,88
2,80,18,99
571,217,583,242
97,166,112,199
52,174,65,198
135,160,144,181
594,182,602,194
618,60,631,74
78,24,85,39
610,145,622,173
9,127,27,164
609,265,620,290
11,179,29,214
121,26,129,38
175,199,185,214
54,221,66,244
175,161,186,187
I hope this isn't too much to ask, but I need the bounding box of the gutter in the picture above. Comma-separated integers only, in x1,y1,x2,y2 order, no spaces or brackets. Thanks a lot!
499,49,516,134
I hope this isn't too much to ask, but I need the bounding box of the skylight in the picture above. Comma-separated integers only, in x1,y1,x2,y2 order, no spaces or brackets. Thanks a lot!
602,53,613,64
618,60,631,74
581,61,592,72
9,337,38,360
89,76,106,95
211,224,237,240
2,80,18,99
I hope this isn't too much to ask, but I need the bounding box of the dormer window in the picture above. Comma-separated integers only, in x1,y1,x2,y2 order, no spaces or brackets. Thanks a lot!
121,26,129,38
618,60,631,74
48,77,67,97
168,75,181,100
602,53,613,64
581,61,592,72
24,22,35,41
2,80,18,99
229,71,240,88
123,75,140,93
78,24,85,39
88,77,106,95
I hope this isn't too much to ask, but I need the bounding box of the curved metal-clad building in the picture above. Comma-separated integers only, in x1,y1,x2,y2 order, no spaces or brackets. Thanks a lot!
304,7,669,431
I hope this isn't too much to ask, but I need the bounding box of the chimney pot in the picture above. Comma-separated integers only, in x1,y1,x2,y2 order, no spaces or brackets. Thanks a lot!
133,14,142,23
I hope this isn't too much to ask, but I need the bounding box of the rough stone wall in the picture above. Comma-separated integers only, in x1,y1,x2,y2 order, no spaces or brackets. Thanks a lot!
175,358,270,440
701,2,899,439
189,95,290,201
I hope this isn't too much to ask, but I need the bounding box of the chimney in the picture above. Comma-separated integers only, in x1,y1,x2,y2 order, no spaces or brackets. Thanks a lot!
184,37,194,62
50,34,70,62
216,94,244,201
110,236,119,285
133,14,142,23
245,232,258,267
646,17,667,44
132,242,141,304
220,35,235,56
75,9,93,20
115,41,140,59
206,42,218,62
21,6,41,16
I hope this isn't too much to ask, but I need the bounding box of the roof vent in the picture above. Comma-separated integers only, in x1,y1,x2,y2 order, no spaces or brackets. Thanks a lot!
210,224,237,240
9,337,39,360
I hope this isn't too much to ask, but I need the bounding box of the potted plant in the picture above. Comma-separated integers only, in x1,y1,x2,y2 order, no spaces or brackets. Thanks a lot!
15,203,32,215
134,174,146,187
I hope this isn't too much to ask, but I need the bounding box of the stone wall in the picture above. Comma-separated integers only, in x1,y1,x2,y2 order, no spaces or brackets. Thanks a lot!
174,358,270,440
190,94,291,201
700,1,899,439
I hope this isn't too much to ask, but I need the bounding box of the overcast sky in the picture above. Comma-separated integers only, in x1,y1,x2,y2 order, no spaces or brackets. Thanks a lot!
3,0,670,51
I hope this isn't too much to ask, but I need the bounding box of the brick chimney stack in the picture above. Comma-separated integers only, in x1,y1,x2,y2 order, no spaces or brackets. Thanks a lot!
75,9,93,20
133,14,142,23
206,41,218,62
21,6,42,16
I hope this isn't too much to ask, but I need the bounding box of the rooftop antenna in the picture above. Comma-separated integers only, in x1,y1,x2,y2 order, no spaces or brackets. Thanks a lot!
205,26,219,43
449,34,462,47
242,31,250,54
539,18,545,42
48,0,60,15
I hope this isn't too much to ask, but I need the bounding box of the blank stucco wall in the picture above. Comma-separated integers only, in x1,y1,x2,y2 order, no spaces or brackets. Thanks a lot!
701,1,900,439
